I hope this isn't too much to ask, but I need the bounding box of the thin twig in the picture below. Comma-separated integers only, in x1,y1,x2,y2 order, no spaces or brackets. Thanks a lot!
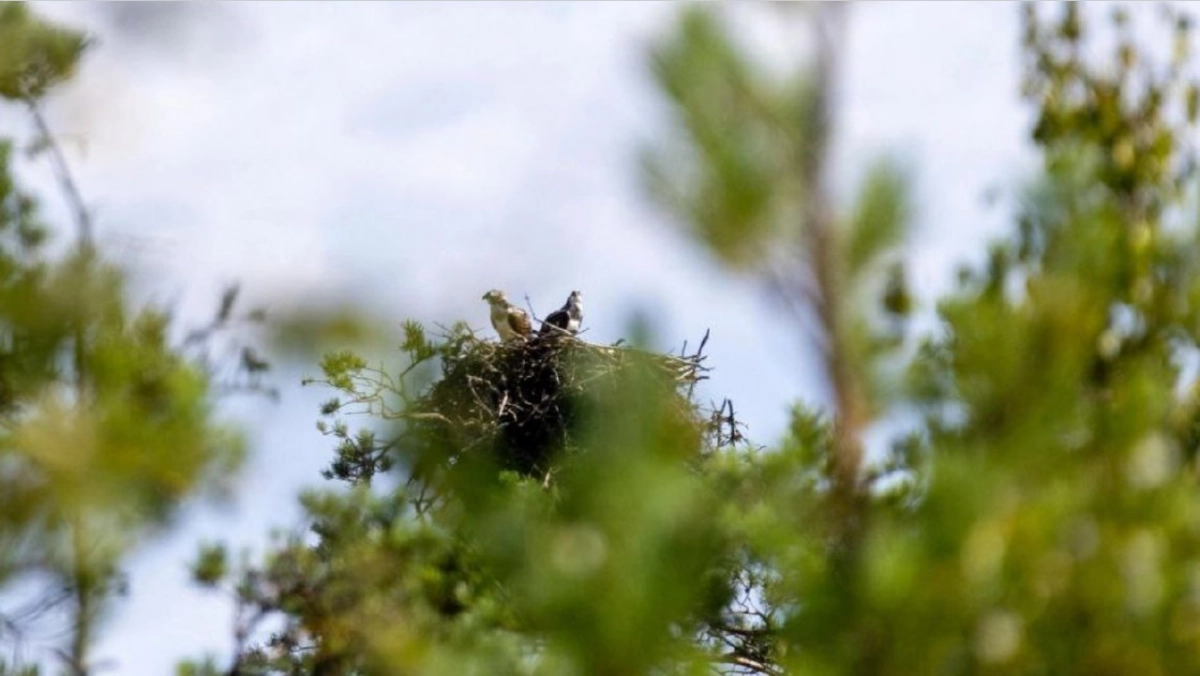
21,95,93,251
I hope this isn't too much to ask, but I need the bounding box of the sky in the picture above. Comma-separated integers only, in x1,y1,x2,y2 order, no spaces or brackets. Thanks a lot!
2,2,1042,673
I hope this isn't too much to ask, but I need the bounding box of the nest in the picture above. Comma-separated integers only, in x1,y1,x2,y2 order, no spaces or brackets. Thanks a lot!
413,331,717,480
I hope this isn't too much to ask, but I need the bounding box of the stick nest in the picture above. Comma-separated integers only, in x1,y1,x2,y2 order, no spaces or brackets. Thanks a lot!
414,332,718,479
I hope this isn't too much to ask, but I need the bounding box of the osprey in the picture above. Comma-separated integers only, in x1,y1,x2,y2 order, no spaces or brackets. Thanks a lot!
482,289,532,342
539,290,583,336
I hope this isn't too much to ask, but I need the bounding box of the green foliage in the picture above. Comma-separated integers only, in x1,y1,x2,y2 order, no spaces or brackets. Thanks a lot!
207,323,733,675
643,6,808,269
0,5,253,674
232,5,1200,675
778,4,1200,674
842,6,1200,673
191,544,229,588
196,5,917,675
647,5,912,429
847,159,910,277
175,657,222,676
0,3,89,100
161,3,1200,676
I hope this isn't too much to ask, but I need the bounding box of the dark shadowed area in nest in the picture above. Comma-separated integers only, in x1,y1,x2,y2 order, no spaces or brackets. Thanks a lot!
412,331,724,482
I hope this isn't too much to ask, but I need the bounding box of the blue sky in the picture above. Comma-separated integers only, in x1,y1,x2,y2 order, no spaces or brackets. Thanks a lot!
4,2,1046,673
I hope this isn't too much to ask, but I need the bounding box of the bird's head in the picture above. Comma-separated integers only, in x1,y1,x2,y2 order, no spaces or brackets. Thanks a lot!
570,290,582,302
482,289,506,304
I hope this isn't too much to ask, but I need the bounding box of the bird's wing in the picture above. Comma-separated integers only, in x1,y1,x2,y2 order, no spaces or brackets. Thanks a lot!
488,305,508,337
539,309,569,334
508,307,532,337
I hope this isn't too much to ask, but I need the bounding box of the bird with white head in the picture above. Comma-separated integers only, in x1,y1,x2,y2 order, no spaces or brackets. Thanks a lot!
482,289,532,342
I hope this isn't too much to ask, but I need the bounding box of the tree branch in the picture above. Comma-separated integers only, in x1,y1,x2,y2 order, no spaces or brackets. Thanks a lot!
21,95,93,252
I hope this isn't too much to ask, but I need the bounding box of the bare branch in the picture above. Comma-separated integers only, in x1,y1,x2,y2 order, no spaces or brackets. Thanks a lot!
20,94,93,252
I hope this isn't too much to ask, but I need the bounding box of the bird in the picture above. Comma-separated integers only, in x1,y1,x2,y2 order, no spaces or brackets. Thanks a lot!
482,289,532,342
539,290,583,336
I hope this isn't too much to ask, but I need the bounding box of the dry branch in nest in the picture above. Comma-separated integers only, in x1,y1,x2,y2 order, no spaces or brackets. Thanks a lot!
411,330,729,480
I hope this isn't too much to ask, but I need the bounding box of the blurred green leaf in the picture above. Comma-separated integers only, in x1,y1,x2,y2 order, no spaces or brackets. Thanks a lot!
0,3,89,100
846,158,911,276
642,6,795,269
190,544,228,587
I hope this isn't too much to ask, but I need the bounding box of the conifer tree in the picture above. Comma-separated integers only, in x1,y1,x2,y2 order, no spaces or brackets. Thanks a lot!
0,2,1191,675
189,4,1200,675
0,6,256,674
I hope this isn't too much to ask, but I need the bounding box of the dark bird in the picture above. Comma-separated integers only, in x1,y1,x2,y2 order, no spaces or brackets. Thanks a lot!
539,290,583,336
482,289,532,342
